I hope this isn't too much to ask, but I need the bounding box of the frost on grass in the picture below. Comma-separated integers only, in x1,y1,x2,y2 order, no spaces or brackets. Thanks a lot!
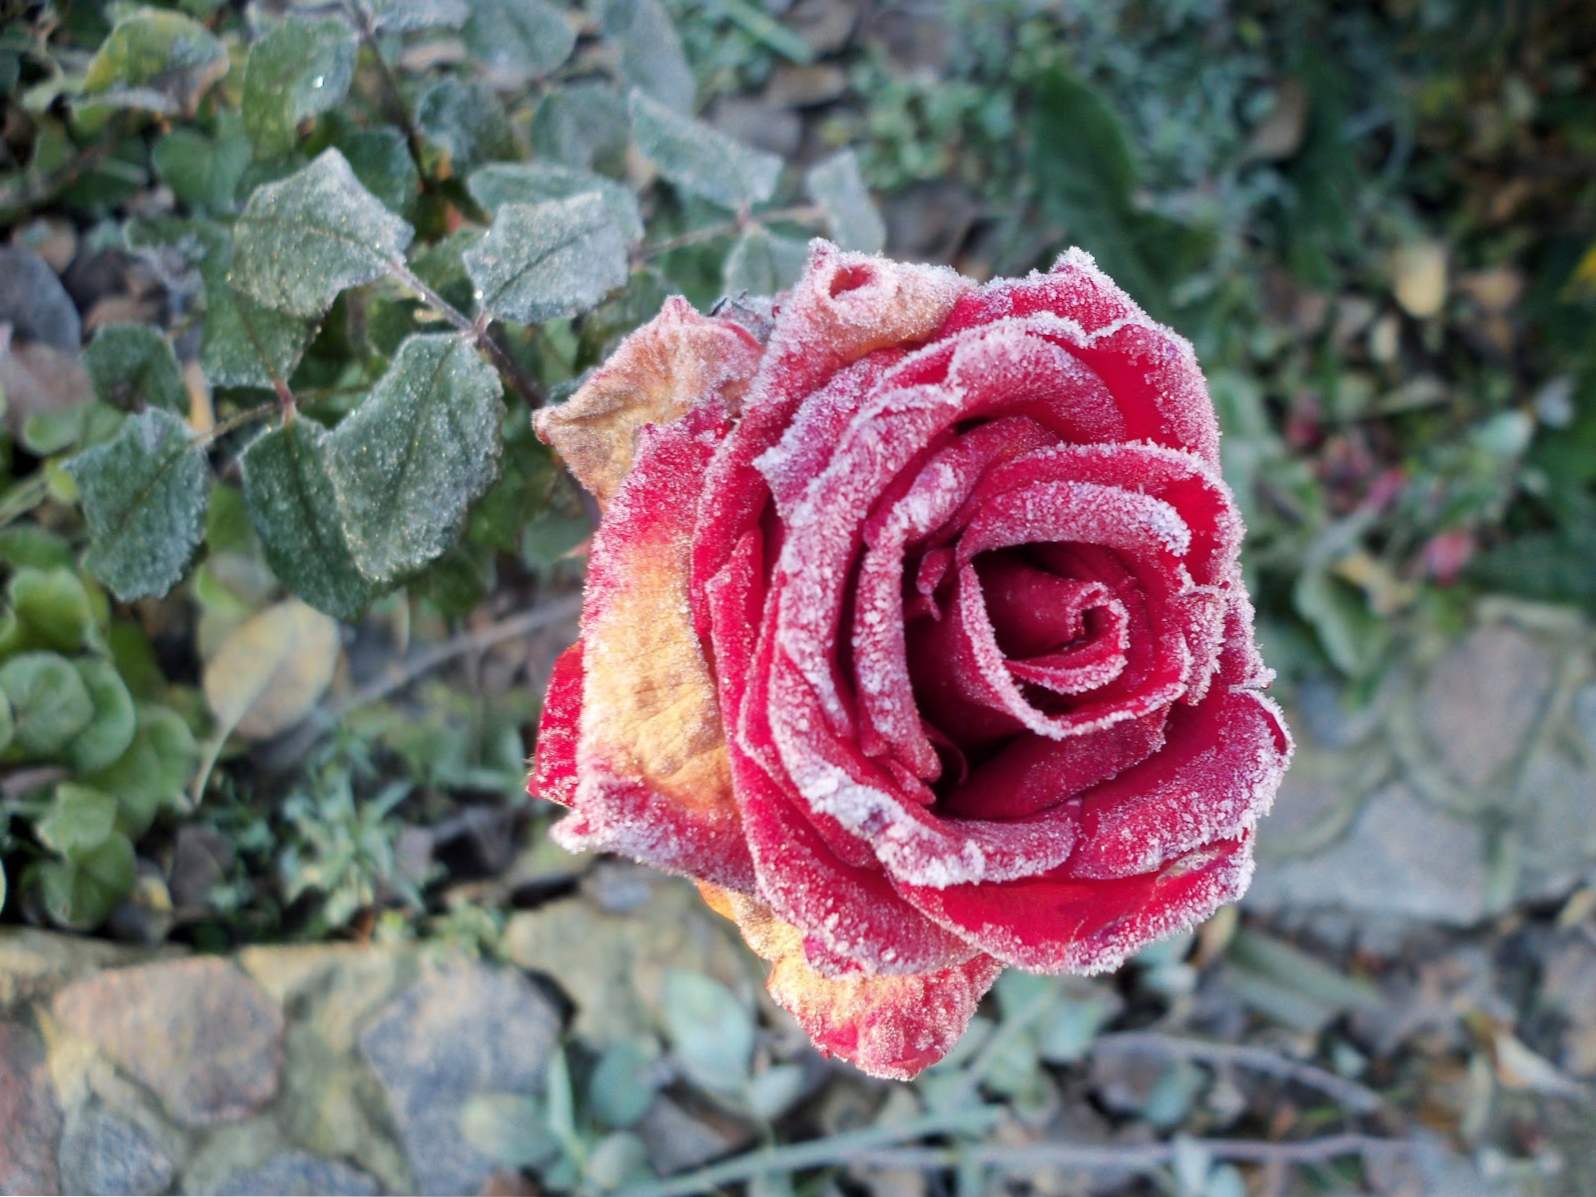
241,417,381,622
628,90,781,211
66,409,208,602
326,333,503,586
467,162,643,245
465,193,630,325
806,151,887,255
240,16,355,157
232,149,413,318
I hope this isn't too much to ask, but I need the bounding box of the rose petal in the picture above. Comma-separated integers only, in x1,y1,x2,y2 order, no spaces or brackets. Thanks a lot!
699,882,1003,1080
529,643,584,808
534,296,762,506
896,833,1256,974
555,409,754,890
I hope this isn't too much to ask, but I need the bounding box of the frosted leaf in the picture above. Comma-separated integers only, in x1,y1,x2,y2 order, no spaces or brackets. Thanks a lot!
66,409,208,602
326,333,504,585
464,0,576,84
465,194,629,325
530,81,630,172
125,217,313,390
233,149,413,318
468,162,643,245
337,126,420,214
241,417,383,622
723,225,809,297
83,323,185,414
805,150,886,254
629,90,781,211
81,10,226,116
600,0,694,114
240,16,356,157
415,79,517,176
357,0,471,32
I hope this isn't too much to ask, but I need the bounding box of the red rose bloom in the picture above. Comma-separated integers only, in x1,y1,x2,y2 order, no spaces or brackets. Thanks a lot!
531,243,1291,1079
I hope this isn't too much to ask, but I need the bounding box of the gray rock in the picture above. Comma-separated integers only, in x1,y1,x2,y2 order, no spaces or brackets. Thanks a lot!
358,961,560,1196
0,1018,62,1195
0,246,81,349
51,957,284,1127
1418,624,1554,791
216,1152,379,1196
58,1106,174,1196
1247,783,1488,925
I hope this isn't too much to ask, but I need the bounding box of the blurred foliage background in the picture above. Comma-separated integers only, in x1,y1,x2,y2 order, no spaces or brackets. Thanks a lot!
0,1,1594,1194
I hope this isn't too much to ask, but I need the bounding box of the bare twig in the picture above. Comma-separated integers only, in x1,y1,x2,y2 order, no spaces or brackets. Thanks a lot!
1093,1031,1387,1114
856,1131,1412,1175
615,1106,1004,1197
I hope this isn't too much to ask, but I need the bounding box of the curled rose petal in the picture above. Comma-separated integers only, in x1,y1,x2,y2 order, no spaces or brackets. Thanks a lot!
530,241,1291,1078
698,882,1002,1081
533,297,762,507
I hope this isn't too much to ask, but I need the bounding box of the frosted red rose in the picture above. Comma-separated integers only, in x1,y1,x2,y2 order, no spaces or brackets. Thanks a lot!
530,242,1291,1079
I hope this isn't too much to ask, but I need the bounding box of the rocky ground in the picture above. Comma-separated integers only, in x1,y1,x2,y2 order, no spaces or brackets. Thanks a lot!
4,596,1593,1196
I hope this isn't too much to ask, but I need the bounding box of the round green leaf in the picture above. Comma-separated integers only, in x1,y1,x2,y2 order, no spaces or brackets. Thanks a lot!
8,566,95,653
37,832,136,930
660,970,753,1093
66,659,137,774
37,783,119,855
87,705,198,838
459,1093,561,1169
0,652,95,757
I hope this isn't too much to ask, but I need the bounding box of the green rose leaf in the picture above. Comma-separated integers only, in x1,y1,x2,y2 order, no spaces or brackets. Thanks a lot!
66,408,209,602
81,8,227,116
358,0,471,32
469,162,644,245
7,566,95,653
465,194,630,325
66,659,138,775
37,833,136,930
337,126,420,215
233,149,414,318
152,114,251,213
415,79,518,178
723,225,809,296
629,90,781,211
0,652,94,756
125,217,313,391
241,417,383,622
806,150,886,254
327,334,504,585
530,81,629,172
241,16,358,158
464,0,576,85
84,323,186,414
459,1094,561,1169
600,0,694,114
37,783,119,856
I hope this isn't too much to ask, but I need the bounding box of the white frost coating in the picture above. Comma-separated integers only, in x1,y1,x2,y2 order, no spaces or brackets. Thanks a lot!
958,480,1193,564
761,650,1086,889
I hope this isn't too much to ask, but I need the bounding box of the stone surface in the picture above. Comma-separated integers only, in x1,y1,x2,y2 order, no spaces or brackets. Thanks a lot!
358,960,561,1196
1248,782,1488,925
1417,623,1554,790
51,957,284,1126
503,869,752,1045
214,1152,380,1197
0,1018,63,1195
57,1104,174,1196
